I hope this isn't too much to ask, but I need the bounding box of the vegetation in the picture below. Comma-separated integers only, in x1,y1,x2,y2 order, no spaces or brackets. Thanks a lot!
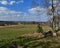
0,24,60,48
37,24,43,33
0,24,37,39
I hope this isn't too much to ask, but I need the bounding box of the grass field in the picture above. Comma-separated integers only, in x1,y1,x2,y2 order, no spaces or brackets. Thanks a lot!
0,24,52,39
0,24,60,48
0,24,38,39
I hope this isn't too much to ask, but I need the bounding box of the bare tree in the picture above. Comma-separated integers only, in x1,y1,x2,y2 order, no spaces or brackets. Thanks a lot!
43,0,60,31
31,0,60,31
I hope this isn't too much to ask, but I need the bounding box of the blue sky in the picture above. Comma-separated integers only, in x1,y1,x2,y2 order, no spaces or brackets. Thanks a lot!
0,0,49,22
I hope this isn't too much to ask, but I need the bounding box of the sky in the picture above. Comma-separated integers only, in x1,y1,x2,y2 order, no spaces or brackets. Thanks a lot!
0,0,49,22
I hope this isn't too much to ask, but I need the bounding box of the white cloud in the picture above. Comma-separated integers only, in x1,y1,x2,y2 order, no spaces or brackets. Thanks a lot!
0,0,8,5
0,7,21,14
28,7,47,14
0,0,24,5
29,7,40,14
24,13,28,16
0,7,7,10
0,7,48,22
28,7,49,22
0,7,22,21
16,0,24,4
10,1,16,5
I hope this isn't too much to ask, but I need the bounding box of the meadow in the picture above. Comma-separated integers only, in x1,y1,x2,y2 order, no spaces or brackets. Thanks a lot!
0,24,60,48
0,24,37,39
0,24,52,39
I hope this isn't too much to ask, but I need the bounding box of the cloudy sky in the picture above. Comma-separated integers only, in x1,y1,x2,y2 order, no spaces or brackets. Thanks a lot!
0,0,50,22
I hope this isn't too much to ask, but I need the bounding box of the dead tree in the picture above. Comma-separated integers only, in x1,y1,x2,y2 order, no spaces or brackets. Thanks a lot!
44,0,60,32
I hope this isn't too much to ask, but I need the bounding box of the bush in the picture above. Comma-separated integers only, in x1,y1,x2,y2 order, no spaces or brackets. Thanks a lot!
37,24,43,33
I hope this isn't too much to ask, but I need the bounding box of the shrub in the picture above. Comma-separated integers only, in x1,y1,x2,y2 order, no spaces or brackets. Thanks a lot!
37,24,43,33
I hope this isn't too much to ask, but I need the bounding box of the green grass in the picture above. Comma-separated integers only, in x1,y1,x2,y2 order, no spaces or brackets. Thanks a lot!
0,24,59,48
0,24,38,47
42,26,52,31
0,24,37,39
0,24,52,39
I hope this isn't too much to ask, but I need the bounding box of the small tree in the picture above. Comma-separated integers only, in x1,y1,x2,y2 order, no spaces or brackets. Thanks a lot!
37,24,43,33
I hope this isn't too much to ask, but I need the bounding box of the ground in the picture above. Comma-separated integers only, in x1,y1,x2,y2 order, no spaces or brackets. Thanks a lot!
0,24,60,48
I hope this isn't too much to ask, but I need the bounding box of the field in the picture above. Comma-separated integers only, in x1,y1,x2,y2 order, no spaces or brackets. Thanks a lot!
0,24,52,39
0,24,37,39
0,24,60,48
